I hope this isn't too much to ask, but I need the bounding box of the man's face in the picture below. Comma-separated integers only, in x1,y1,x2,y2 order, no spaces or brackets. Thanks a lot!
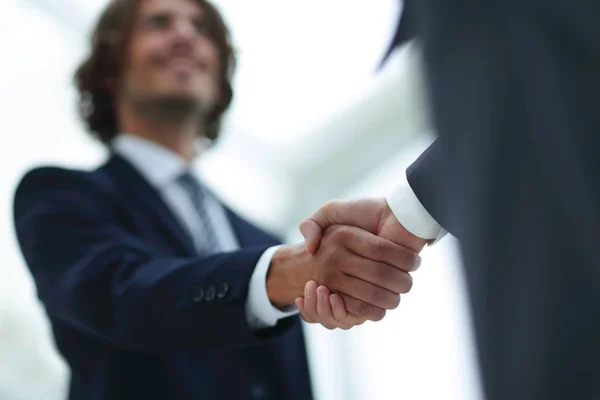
121,0,221,112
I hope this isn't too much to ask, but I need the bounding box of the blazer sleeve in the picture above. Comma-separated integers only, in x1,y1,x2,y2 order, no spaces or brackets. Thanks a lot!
13,167,296,353
405,139,455,236
380,0,418,66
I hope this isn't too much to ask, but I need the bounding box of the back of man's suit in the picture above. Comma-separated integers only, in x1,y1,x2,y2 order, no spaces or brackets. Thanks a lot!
395,1,600,399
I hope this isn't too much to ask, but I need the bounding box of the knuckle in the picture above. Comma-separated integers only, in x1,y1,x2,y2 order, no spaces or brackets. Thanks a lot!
371,239,387,255
320,242,344,266
320,269,337,287
372,265,391,285
315,261,338,287
303,310,317,321
389,294,401,309
347,298,366,318
376,289,399,310
405,252,420,271
370,308,386,322
300,314,315,324
368,287,387,307
328,246,344,264
390,272,413,294
322,199,339,213
401,273,414,293
391,249,415,271
323,322,336,330
389,270,413,294
328,225,349,243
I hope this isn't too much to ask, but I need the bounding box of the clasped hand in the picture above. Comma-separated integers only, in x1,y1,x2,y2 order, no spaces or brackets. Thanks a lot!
296,197,428,330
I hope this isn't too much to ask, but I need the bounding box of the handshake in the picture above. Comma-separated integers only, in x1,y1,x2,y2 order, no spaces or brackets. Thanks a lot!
267,197,428,330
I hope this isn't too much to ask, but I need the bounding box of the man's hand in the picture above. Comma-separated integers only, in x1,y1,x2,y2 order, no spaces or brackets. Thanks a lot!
295,281,360,330
267,225,421,322
300,197,428,254
297,198,429,329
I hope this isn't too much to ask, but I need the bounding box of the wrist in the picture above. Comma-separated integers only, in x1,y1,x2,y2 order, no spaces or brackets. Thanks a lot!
379,201,429,252
266,244,311,309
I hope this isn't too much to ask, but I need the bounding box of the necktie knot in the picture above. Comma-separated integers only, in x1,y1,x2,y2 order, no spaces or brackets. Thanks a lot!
177,172,211,203
177,171,201,192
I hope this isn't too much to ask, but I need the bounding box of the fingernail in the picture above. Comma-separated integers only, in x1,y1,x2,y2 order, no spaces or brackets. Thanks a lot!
305,282,312,299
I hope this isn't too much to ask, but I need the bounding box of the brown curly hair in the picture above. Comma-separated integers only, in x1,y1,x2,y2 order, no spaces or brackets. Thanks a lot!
74,0,236,145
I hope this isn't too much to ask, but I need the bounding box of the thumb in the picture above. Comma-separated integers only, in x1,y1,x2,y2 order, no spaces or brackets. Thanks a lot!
300,198,386,253
300,219,323,254
300,200,345,254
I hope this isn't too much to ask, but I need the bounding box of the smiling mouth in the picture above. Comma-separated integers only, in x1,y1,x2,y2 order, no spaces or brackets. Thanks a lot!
165,58,197,70
155,54,208,71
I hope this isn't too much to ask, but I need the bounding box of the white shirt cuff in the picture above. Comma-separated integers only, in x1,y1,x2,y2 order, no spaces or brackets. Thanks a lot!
245,245,299,330
386,172,447,245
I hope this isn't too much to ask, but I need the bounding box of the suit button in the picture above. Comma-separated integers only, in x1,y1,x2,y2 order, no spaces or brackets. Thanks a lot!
216,283,229,299
205,285,216,302
192,287,204,303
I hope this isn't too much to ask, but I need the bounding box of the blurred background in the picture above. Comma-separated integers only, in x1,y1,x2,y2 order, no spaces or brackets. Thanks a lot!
0,0,481,398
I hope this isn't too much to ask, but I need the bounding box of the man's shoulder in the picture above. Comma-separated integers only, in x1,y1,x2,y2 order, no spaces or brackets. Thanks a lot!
14,163,119,211
17,164,112,192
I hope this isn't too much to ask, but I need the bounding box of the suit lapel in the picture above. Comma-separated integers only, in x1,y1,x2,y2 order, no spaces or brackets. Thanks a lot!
102,154,197,256
223,207,280,249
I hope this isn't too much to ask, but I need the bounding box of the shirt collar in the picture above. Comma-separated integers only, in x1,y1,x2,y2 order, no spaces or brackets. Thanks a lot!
112,133,203,189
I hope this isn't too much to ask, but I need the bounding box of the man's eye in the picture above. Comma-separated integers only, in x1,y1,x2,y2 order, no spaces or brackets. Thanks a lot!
193,20,211,36
145,15,169,29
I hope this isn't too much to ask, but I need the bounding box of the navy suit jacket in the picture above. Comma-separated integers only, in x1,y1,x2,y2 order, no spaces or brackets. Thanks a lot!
13,154,313,400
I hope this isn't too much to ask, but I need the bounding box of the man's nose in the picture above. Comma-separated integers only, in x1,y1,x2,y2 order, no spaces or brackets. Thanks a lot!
171,19,197,41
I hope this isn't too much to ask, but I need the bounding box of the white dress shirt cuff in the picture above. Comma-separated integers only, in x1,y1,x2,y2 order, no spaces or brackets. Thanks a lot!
386,172,447,245
245,245,299,330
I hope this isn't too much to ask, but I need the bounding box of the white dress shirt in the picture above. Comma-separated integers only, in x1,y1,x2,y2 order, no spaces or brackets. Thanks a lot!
386,165,447,244
113,134,296,330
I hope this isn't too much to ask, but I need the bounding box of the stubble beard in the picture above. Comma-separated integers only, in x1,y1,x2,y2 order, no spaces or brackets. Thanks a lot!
127,91,210,126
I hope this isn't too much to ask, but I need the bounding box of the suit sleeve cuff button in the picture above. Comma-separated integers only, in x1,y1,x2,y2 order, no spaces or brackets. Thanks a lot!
217,283,229,299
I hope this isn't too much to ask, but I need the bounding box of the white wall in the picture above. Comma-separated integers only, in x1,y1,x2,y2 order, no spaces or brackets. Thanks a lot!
0,2,99,399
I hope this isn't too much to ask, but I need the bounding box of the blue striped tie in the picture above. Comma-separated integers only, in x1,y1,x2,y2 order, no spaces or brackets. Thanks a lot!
177,172,222,253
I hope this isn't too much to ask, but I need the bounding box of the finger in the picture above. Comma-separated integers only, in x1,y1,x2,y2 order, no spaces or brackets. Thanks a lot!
299,220,323,254
316,286,352,330
344,256,414,295
302,280,319,321
315,287,338,330
331,225,421,273
339,294,387,322
295,297,316,323
314,199,384,232
336,275,401,310
330,293,366,326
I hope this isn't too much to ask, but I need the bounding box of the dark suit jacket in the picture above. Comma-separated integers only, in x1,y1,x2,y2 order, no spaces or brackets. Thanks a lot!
13,154,313,400
389,2,600,399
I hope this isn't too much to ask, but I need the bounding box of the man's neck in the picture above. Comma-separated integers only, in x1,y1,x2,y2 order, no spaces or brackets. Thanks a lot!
125,128,198,161
118,105,203,161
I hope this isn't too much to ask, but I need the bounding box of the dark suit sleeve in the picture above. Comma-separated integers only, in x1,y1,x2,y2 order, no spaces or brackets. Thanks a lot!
405,139,454,235
13,168,295,353
380,0,418,66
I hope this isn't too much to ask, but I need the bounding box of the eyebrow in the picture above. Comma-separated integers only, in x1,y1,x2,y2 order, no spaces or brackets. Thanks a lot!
139,9,172,20
139,7,203,21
